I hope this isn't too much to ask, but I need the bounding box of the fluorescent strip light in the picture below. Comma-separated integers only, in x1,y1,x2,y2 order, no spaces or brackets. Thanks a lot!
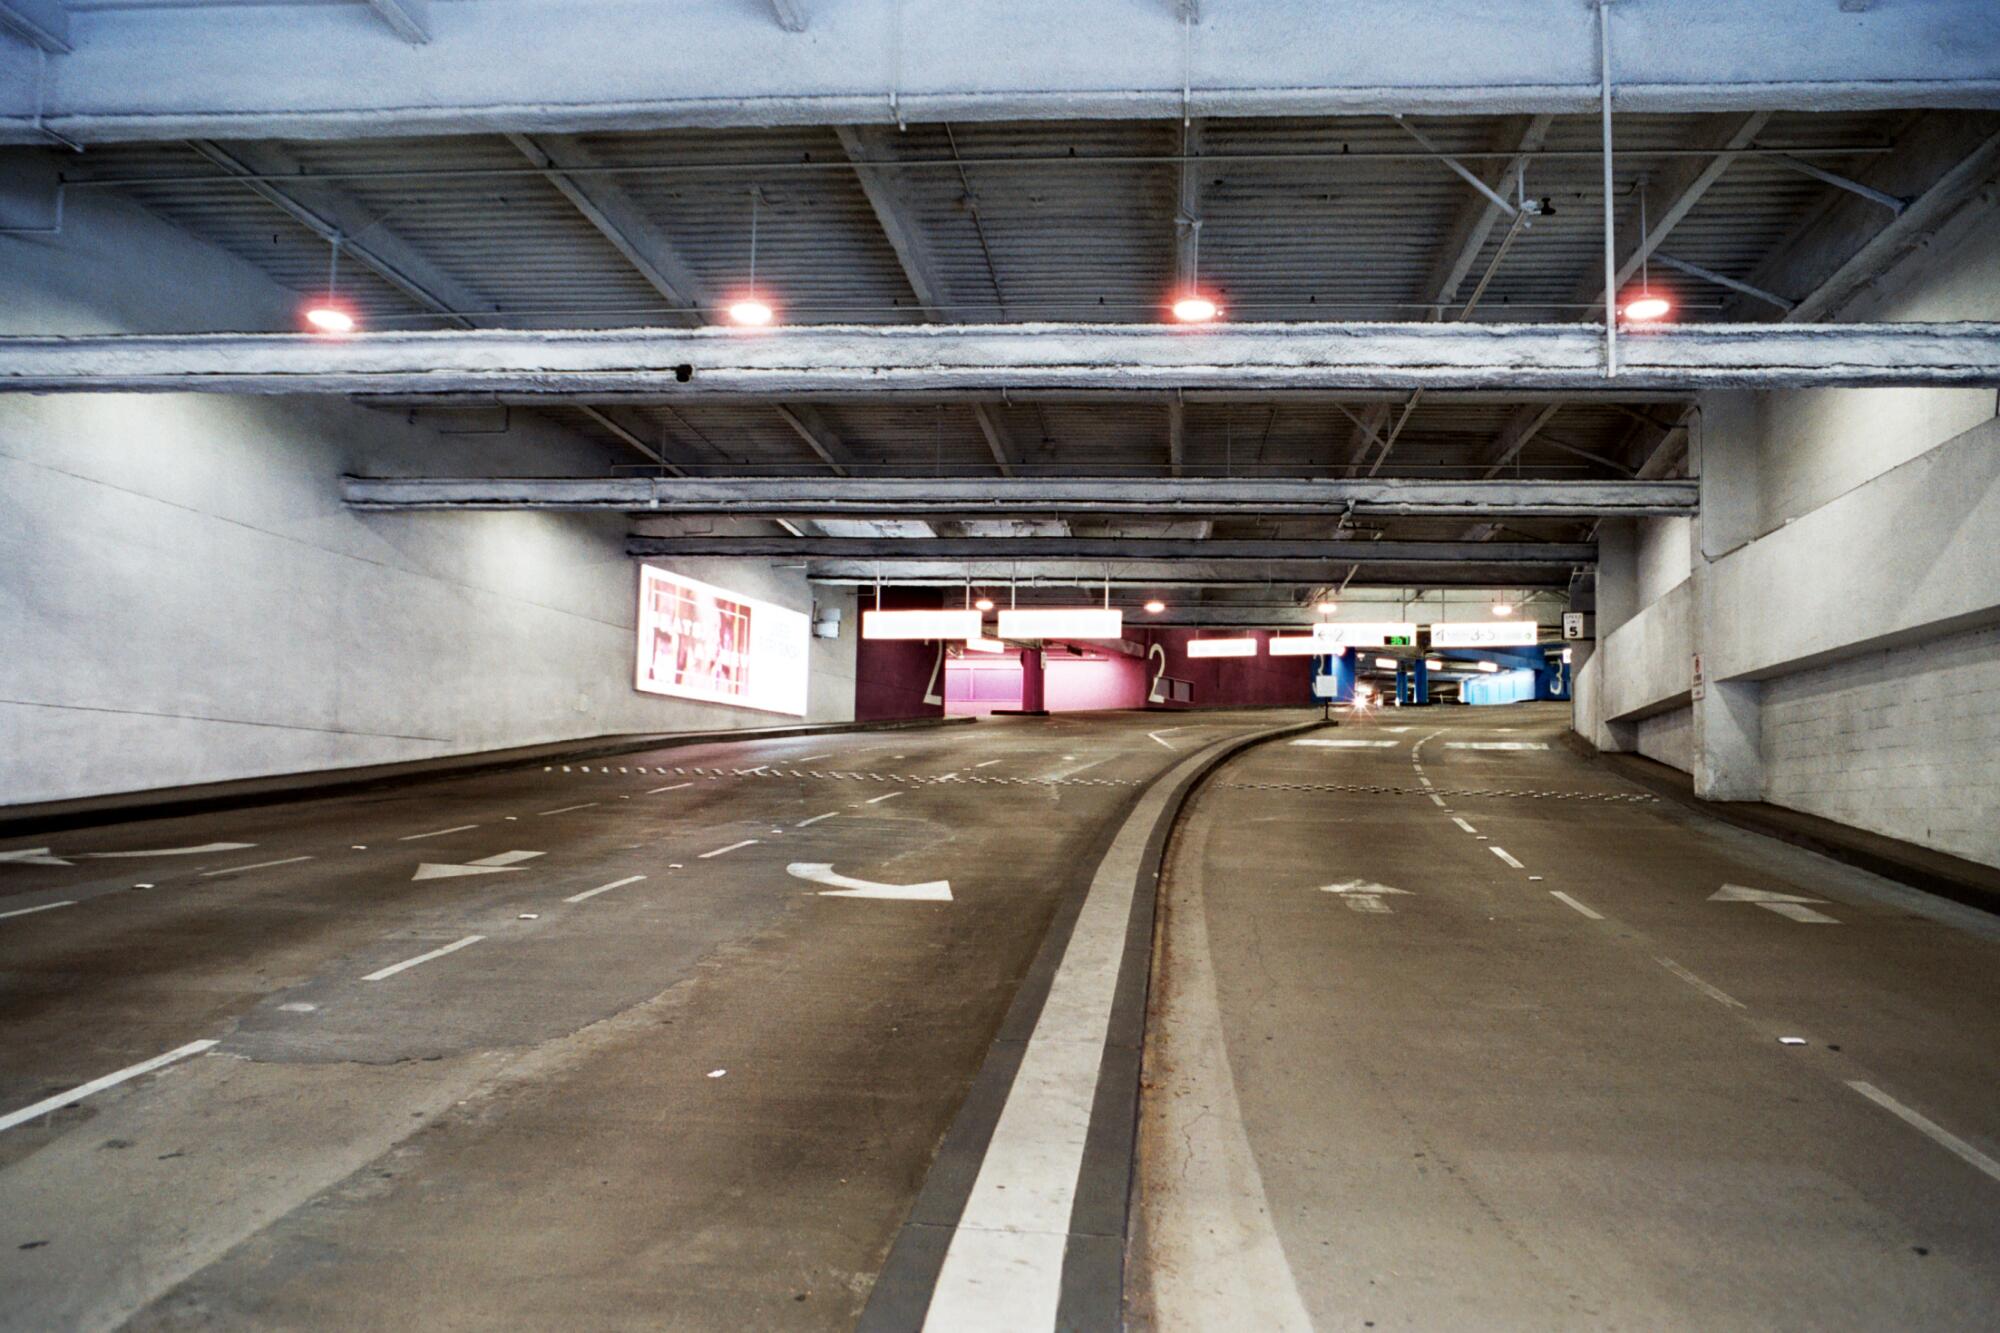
1428,621,1539,648
1267,635,1320,655
1424,658,1444,670
1186,637,1257,658
1314,621,1418,648
1373,656,1399,669
997,608,1123,639
862,609,983,640
965,635,1006,653
1475,661,1500,672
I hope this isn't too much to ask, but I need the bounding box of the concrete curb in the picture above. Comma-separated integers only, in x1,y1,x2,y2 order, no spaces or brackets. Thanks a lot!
1562,729,2000,919
0,715,971,839
856,715,1328,1332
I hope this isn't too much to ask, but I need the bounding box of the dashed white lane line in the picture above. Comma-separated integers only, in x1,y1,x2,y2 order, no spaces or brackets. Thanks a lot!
398,824,479,841
1452,817,1478,835
1657,956,1745,1009
647,782,693,794
1147,730,1180,750
199,855,313,877
538,803,599,816
0,1039,220,1135
1846,1081,2000,1184
1427,794,1448,807
975,759,1004,768
937,772,961,781
797,812,840,827
865,791,906,805
794,753,833,763
1489,846,1525,870
564,874,646,904
699,839,759,859
1550,891,1604,920
363,935,485,982
0,900,74,922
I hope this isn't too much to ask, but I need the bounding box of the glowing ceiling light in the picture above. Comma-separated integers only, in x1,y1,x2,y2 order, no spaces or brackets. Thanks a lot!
1622,293,1671,323
1144,600,1166,614
1424,658,1444,670
965,635,1006,653
1315,601,1338,615
1492,603,1515,616
303,304,356,336
1171,294,1219,324
1373,656,1399,669
1475,661,1500,672
973,597,994,612
728,298,774,327
1186,637,1257,658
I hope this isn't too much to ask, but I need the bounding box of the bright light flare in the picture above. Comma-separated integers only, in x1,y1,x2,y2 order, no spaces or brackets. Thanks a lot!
727,298,775,327
303,303,356,336
1170,294,1219,324
974,597,994,612
1621,293,1671,323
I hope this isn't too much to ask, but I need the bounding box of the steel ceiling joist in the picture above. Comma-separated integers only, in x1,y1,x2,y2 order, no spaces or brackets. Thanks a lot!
12,322,1998,395
341,475,1697,518
625,536,1593,562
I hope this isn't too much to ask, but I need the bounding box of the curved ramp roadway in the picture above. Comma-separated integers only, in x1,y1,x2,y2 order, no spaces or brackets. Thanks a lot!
0,711,1291,1331
1136,703,2000,1329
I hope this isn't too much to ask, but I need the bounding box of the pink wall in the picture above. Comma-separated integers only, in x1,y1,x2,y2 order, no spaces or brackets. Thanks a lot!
1042,645,1152,712
944,650,1024,716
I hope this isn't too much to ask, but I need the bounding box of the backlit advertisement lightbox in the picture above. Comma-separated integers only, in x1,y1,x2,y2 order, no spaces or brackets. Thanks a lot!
636,565,810,716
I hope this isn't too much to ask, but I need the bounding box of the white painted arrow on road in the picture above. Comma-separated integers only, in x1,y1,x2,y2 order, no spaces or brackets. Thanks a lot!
412,850,544,881
0,848,74,867
1710,883,1839,924
788,862,953,902
1319,879,1413,914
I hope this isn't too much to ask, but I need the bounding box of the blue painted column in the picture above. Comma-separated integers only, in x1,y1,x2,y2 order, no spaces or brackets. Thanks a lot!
1411,658,1430,704
1317,648,1357,702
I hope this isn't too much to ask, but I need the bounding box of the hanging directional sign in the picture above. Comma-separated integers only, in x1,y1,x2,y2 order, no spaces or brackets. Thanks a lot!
789,862,953,902
1709,883,1839,924
412,850,544,881
1318,879,1412,914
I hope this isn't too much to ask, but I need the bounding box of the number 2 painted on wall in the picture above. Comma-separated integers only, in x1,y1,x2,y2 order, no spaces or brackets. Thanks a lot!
923,640,946,706
1148,643,1167,703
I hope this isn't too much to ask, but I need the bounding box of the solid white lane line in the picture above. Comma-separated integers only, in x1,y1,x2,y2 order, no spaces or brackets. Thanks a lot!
1147,731,1179,750
865,791,905,805
797,812,840,827
0,1040,219,1135
0,900,75,922
1846,1081,2000,1184
1550,891,1604,920
1657,957,1745,1009
362,935,484,981
647,782,693,794
538,803,599,816
398,824,478,841
699,839,759,859
1452,817,1478,834
200,855,314,877
975,759,1003,768
564,874,645,904
1489,846,1525,869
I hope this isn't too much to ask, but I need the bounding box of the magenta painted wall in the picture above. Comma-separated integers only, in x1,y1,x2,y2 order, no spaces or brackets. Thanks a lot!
944,650,1024,716
854,588,947,721
1042,646,1152,712
1140,628,1314,708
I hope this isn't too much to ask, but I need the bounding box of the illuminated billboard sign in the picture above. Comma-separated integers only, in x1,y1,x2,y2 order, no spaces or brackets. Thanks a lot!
1428,621,1540,648
635,564,810,717
1313,621,1417,648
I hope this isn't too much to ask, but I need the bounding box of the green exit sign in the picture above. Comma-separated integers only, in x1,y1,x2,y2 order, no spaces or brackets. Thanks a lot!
1384,634,1414,646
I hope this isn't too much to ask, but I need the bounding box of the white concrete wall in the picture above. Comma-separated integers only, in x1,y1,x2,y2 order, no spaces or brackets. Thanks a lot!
1634,518,1692,608
1634,707,1694,775
1763,622,2000,868
1576,183,2000,866
0,157,856,807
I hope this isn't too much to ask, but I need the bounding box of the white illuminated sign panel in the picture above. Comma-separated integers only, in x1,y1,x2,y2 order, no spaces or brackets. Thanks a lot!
997,608,1124,640
1428,621,1540,648
1313,621,1417,648
1267,635,1322,656
861,608,984,640
636,564,809,717
1185,637,1257,659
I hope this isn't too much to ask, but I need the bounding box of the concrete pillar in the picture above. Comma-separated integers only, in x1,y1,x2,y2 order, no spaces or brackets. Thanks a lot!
1694,677,1763,801
1018,647,1045,712
1697,390,1764,560
1321,649,1356,702
1690,392,1767,801
1595,521,1640,637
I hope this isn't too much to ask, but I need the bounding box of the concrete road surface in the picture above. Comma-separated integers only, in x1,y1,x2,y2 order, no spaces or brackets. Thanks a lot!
1136,702,2000,1331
